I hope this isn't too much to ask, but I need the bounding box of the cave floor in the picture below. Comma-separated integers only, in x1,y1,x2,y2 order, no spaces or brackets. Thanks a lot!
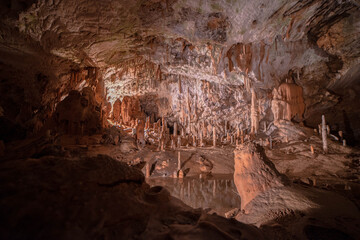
1,127,360,239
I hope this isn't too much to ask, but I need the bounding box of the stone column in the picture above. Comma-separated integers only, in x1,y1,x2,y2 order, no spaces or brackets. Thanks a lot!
251,89,259,134
213,126,216,147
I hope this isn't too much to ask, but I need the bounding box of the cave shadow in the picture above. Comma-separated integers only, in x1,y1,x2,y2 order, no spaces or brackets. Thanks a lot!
343,110,356,145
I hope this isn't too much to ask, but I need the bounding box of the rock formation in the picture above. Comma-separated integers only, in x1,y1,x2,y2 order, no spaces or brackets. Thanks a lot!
53,87,101,135
112,99,122,123
234,142,287,209
121,96,143,126
272,79,305,122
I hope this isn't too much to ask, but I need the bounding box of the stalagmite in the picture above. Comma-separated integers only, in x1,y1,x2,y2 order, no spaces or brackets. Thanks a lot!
145,162,150,178
173,122,177,136
326,125,330,135
177,152,181,171
171,139,175,150
177,136,181,148
339,130,343,140
213,126,216,147
161,116,165,132
343,139,346,147
178,169,184,178
145,116,150,130
322,115,328,153
200,131,204,147
202,121,207,140
250,89,259,134
310,145,314,154
225,120,228,136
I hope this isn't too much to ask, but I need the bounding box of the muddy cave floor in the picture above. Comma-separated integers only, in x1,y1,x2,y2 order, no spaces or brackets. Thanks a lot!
1,125,360,239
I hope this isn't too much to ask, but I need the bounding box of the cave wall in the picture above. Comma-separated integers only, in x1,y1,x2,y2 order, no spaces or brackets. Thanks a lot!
0,0,359,143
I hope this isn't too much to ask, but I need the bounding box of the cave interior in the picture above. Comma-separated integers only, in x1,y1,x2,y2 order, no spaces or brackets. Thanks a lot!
1,0,360,239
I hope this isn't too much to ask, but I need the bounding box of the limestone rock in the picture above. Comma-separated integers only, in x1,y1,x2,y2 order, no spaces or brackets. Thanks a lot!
121,96,143,126
53,88,102,135
112,98,122,123
234,142,288,209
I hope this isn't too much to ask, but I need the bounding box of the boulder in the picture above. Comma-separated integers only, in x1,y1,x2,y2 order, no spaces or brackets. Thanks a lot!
234,142,288,210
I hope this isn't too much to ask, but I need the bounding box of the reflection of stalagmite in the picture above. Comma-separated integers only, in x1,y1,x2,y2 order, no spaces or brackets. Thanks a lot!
322,115,328,153
251,89,259,134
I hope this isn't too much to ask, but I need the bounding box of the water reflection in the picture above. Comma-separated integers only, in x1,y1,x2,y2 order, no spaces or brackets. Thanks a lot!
147,175,241,216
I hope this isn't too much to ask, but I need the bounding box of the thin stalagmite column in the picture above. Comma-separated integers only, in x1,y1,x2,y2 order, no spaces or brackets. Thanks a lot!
145,116,150,130
225,120,228,136
177,152,181,171
213,126,216,147
178,136,181,148
326,125,330,135
322,115,328,153
145,162,150,178
161,116,165,132
202,121,207,140
173,122,177,137
251,89,259,134
343,139,346,147
310,145,314,154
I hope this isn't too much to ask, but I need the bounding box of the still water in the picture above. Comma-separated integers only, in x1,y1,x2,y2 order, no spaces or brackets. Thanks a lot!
147,174,241,216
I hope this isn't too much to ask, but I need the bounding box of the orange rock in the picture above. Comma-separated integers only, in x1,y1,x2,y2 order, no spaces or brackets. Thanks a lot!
121,96,144,125
234,143,287,209
112,99,122,123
